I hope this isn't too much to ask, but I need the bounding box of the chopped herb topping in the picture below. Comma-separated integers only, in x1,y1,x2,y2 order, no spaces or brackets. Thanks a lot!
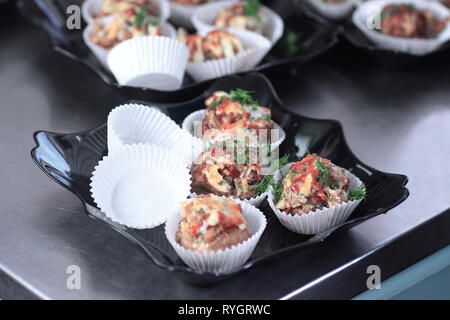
230,89,259,106
244,0,262,22
348,183,366,201
277,153,290,169
238,181,248,194
134,7,158,29
273,181,284,202
286,31,301,56
331,179,339,189
315,158,331,187
285,167,298,180
253,153,290,196
208,97,225,108
254,175,273,196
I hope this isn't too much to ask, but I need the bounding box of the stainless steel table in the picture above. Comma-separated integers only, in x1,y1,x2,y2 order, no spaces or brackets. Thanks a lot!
0,5,448,299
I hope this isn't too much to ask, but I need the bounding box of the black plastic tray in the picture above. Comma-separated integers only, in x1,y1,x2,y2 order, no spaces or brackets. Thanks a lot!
31,72,409,286
17,0,341,103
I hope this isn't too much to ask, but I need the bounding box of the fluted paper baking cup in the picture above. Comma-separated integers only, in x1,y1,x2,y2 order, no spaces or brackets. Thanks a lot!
82,0,171,24
305,0,356,20
90,144,191,229
169,1,206,28
190,191,267,207
181,109,285,151
192,0,284,45
108,103,199,165
165,197,266,273
107,35,188,90
267,162,364,235
83,18,177,70
353,0,450,55
186,28,271,82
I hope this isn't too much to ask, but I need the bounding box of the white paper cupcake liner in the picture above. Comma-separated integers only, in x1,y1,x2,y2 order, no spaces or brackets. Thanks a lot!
82,0,171,24
165,197,267,274
305,0,356,20
186,28,271,82
168,1,206,28
107,34,188,90
83,17,177,70
267,162,364,235
181,109,286,151
353,0,450,55
90,144,191,229
192,0,284,45
107,103,200,165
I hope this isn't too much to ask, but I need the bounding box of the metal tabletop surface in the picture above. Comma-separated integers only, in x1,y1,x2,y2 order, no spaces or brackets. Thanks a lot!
0,5,449,299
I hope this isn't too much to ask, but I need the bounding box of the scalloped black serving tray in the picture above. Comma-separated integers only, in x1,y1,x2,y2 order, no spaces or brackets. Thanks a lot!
31,72,408,286
341,16,450,68
17,0,341,103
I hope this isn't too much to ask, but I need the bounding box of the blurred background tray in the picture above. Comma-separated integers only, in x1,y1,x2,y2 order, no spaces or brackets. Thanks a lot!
17,0,341,103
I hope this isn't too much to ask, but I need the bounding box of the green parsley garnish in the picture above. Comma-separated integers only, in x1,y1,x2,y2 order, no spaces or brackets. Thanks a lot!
229,89,259,106
262,114,271,121
244,0,262,22
348,183,366,201
208,97,225,108
134,7,147,28
286,31,301,56
134,7,158,30
315,158,331,187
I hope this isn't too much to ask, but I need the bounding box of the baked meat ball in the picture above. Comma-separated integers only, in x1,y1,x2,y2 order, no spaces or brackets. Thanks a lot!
176,194,251,253
190,142,263,200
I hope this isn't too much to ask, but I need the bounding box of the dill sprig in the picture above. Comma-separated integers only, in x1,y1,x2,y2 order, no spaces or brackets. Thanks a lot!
315,158,330,187
273,181,284,202
348,183,366,201
229,89,259,106
277,153,290,169
253,153,290,196
255,175,274,196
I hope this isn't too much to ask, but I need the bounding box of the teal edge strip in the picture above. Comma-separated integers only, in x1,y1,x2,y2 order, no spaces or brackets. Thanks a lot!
354,245,450,300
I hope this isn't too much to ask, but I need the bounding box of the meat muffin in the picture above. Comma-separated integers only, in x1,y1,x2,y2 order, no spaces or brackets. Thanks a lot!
190,142,263,200
214,1,268,36
379,4,449,38
199,89,274,143
175,194,251,253
176,29,244,62
98,0,159,18
90,10,161,50
275,154,354,216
